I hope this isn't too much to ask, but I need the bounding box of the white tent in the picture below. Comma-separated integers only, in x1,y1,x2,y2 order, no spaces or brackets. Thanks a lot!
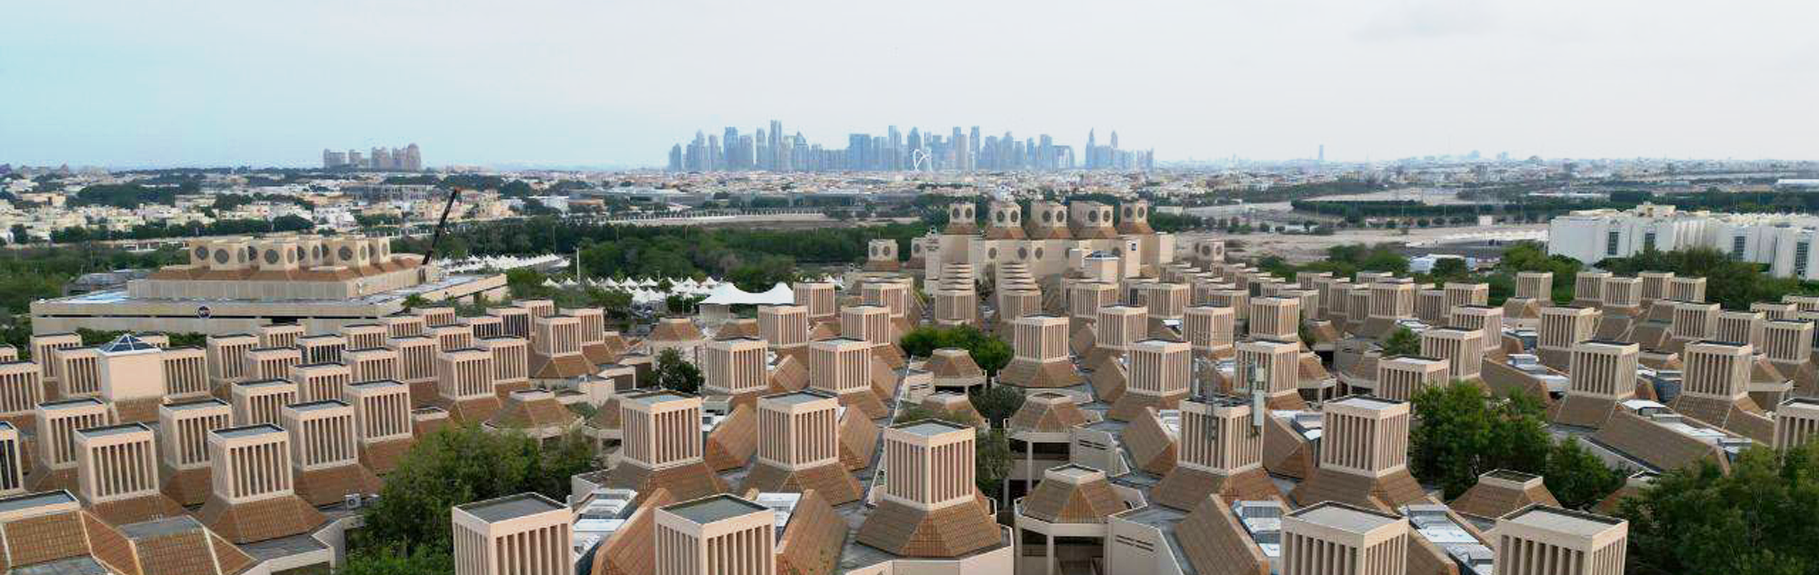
699,282,796,306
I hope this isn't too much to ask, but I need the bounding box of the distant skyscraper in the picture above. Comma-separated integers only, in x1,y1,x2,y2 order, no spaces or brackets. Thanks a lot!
1318,144,1325,163
667,145,683,172
769,120,784,170
403,143,422,171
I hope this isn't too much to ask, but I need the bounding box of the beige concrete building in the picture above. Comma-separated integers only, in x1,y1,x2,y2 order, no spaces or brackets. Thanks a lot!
282,399,381,506
32,235,505,337
1670,301,1720,342
0,362,43,427
1552,340,1640,429
793,281,838,321
1109,338,1190,421
453,492,575,575
1250,296,1300,341
1573,271,1610,306
345,346,400,384
741,390,862,505
1667,276,1706,303
1538,307,1600,368
1152,394,1279,511
809,338,885,419
606,390,726,500
1421,326,1484,382
346,380,415,474
704,337,769,406
292,361,352,404
0,422,18,496
1280,501,1410,575
1489,505,1628,575
1716,310,1766,349
1002,315,1082,389
1183,305,1236,358
437,347,500,424
1452,305,1506,351
758,304,809,356
654,494,777,575
1235,338,1306,410
206,333,258,388
30,398,112,492
157,398,232,506
1774,397,1819,450
856,419,1002,558
342,323,387,351
1374,356,1449,402
73,422,186,524
231,379,298,427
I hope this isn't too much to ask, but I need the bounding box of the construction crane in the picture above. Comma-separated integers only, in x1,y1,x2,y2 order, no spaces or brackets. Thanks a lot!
418,186,463,282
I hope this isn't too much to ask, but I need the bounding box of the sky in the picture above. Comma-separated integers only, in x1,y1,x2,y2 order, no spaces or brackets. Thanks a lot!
1,0,1815,168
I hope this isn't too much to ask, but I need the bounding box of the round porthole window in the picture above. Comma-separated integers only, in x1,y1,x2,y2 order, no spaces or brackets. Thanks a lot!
1124,207,1134,218
1042,211,1053,224
214,250,230,264
194,247,208,260
1018,247,1028,260
995,212,1005,224
263,250,279,265
1088,211,1099,223
1035,247,1045,259
988,248,998,259
1010,211,1019,223
339,246,354,260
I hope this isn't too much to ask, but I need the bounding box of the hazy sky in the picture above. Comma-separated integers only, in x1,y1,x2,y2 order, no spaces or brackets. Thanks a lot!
3,0,1815,168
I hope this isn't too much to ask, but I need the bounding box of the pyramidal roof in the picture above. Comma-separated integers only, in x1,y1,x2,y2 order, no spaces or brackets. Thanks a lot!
98,334,157,354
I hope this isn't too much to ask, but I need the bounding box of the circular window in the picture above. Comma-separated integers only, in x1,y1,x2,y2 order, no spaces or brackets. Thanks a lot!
1200,245,1211,255
1035,247,1045,259
263,250,279,265
988,248,998,259
214,250,229,264
295,246,305,260
952,207,961,218
1041,211,1053,224
995,212,1005,224
1010,211,1019,222
1113,247,1123,256
1088,211,1099,223
1138,207,1147,218
913,244,923,254
339,246,354,260
194,247,207,260
964,207,974,219
1124,207,1134,218
1102,210,1112,223
1018,247,1028,260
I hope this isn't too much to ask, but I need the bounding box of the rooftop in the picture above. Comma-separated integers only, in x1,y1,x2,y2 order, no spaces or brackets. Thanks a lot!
1289,501,1402,533
213,424,285,439
458,492,565,522
0,490,77,515
1503,505,1623,537
894,420,971,437
664,494,771,525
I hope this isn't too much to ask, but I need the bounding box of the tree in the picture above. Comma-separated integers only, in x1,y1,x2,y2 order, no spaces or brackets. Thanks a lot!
1429,257,1470,280
1544,437,1627,509
1408,382,1552,498
975,428,1014,498
1619,444,1819,575
655,348,702,394
897,325,1012,375
1380,326,1421,357
359,424,597,554
339,543,455,575
968,385,1026,425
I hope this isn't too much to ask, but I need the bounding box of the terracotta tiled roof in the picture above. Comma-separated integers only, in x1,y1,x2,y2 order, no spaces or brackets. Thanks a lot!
529,352,597,380
586,396,622,432
294,464,383,507
590,488,676,575
868,361,900,400
863,259,903,272
1667,394,1774,444
86,493,188,526
873,345,907,370
360,437,414,475
436,395,503,426
704,404,757,471
647,318,704,342
1152,466,1283,512
919,394,985,427
926,349,985,380
1447,471,1560,522
1107,390,1185,423
1594,479,1647,515
839,409,880,471
714,320,761,341
487,392,578,431
807,322,841,342
1481,360,1555,407
25,467,77,494
1007,392,1089,432
1019,468,1126,524
1549,395,1622,429
124,516,258,575
1502,298,1541,320
739,461,864,505
195,494,326,544
1263,414,1314,480
1069,321,1097,358
999,358,1083,389
768,354,809,393
1124,408,1178,475
603,460,727,502
838,388,891,420
1288,467,1429,513
855,497,1001,558
159,465,213,507
1590,410,1729,474
112,397,164,425
0,509,92,568
774,490,849,575
1177,495,1271,575
1088,360,1128,404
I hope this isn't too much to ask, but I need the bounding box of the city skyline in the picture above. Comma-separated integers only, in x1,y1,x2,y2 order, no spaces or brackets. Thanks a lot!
666,123,1152,172
2,0,1816,168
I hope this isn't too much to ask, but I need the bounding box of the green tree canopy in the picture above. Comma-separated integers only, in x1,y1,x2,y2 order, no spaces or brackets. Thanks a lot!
1380,326,1422,357
898,325,1012,375
655,348,702,394
1619,443,1819,575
